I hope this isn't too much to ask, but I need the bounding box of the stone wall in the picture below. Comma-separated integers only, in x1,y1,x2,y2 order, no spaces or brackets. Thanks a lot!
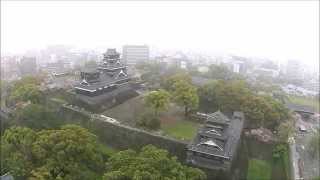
59,105,188,161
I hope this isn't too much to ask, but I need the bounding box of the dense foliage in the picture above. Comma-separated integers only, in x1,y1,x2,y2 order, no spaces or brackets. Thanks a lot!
1,125,108,179
272,144,288,160
103,145,206,180
2,126,206,180
8,76,43,105
136,110,161,130
172,80,199,116
11,103,62,130
198,80,290,129
162,72,192,92
161,73,199,116
145,90,170,116
205,64,235,80
276,119,295,142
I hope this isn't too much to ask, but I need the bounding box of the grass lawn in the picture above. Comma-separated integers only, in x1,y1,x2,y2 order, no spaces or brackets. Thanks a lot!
104,94,199,141
161,120,199,141
247,159,271,180
289,95,319,112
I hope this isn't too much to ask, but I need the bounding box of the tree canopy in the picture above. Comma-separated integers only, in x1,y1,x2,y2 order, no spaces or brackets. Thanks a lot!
277,119,295,142
11,103,62,130
198,80,250,113
9,76,43,104
103,145,206,180
2,126,206,180
162,72,192,91
1,125,108,180
198,80,290,129
145,90,170,116
172,80,199,116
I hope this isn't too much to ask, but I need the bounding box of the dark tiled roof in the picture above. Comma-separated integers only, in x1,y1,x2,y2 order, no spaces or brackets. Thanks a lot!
105,48,119,56
206,111,230,124
75,73,129,91
188,111,244,159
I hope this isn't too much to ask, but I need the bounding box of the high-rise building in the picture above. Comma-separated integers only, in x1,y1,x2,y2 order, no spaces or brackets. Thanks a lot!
122,45,149,65
286,60,303,80
1,56,19,80
19,57,37,76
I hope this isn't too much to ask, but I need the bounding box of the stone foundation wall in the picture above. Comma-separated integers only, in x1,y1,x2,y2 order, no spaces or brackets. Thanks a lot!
59,105,232,179
59,105,188,161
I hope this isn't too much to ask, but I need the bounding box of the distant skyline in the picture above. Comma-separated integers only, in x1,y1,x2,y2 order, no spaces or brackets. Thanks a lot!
1,1,319,70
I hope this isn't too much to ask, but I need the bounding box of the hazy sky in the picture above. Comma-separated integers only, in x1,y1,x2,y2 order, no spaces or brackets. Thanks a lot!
1,1,319,67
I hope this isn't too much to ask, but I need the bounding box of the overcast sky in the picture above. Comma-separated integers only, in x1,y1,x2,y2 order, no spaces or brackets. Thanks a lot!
1,1,319,68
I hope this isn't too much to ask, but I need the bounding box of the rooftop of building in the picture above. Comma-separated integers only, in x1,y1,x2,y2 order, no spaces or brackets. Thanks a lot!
187,111,244,160
75,69,129,91
75,48,130,91
104,48,120,57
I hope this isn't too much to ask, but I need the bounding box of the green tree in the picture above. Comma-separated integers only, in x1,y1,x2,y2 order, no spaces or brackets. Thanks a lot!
136,110,161,130
145,90,170,116
241,95,267,127
9,76,43,104
162,72,191,91
1,125,107,180
1,126,37,178
199,80,248,113
103,145,206,180
213,80,251,112
31,125,106,179
261,95,290,128
206,64,231,80
198,79,289,129
172,80,199,116
241,95,289,129
12,103,61,130
277,119,295,142
10,83,42,104
198,80,219,112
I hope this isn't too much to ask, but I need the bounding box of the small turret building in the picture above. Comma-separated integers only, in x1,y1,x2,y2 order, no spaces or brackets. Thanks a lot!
186,111,244,171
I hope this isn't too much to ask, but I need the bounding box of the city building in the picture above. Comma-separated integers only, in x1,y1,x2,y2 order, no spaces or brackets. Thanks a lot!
0,56,19,81
252,67,279,78
122,45,149,65
73,49,138,111
229,56,248,74
19,56,37,77
286,59,303,80
187,111,244,171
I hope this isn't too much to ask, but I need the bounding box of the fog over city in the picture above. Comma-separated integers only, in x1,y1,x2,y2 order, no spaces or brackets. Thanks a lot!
1,1,320,180
1,1,319,70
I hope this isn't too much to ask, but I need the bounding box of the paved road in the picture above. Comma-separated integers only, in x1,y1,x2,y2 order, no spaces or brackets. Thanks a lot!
293,114,320,180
